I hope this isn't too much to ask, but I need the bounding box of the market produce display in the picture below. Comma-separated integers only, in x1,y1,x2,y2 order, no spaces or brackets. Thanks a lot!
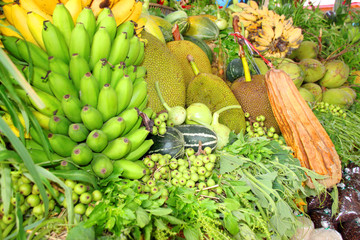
0,0,360,239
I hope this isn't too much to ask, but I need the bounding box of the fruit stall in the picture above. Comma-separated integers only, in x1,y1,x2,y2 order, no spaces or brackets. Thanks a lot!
0,0,359,239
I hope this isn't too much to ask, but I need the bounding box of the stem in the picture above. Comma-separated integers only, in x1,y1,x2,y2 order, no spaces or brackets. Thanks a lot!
154,81,171,112
187,55,200,76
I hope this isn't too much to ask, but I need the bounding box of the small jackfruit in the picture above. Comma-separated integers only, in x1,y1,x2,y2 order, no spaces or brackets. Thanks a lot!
140,31,186,113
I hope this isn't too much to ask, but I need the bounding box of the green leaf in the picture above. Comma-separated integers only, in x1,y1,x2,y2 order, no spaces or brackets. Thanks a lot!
161,215,186,225
224,213,240,235
52,169,98,189
183,226,201,240
136,207,150,228
223,198,240,212
0,150,21,163
154,218,167,230
66,222,95,240
123,207,136,220
147,208,172,216
15,192,26,240
219,153,245,174
1,163,12,215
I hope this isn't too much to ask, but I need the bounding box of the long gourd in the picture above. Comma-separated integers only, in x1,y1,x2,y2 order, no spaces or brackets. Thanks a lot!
265,69,342,188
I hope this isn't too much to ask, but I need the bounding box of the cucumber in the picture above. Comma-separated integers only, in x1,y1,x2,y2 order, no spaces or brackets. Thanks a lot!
147,127,184,158
113,160,147,180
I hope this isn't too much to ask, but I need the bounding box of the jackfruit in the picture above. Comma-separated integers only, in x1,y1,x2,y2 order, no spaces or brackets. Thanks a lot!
231,75,280,133
140,31,186,113
167,40,212,87
186,72,246,134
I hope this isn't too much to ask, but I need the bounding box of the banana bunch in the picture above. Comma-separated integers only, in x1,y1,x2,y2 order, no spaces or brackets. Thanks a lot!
233,0,303,58
2,4,153,179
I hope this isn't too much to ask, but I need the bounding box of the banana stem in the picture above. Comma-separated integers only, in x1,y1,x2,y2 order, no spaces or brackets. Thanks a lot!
154,81,171,112
187,54,200,76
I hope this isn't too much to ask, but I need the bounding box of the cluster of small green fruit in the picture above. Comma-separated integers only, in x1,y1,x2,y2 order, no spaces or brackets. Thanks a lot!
149,111,174,135
137,147,223,198
313,102,347,118
244,112,285,145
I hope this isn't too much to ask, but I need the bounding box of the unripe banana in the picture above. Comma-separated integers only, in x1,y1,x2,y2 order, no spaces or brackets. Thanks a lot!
15,39,49,70
68,123,89,142
97,83,118,122
135,66,147,79
92,59,112,88
61,94,82,123
22,66,52,95
26,11,46,50
124,126,150,152
127,81,147,110
71,143,93,165
53,3,74,47
29,127,50,144
91,153,113,178
69,53,90,91
69,22,91,62
124,36,140,67
48,133,77,157
133,40,145,66
29,149,63,166
26,139,43,150
86,129,108,152
48,71,78,100
1,36,23,60
96,13,117,42
42,20,70,64
49,115,71,135
32,110,51,130
89,26,111,70
95,7,111,24
116,21,135,39
76,7,96,44
133,77,145,85
124,139,154,161
110,62,126,87
137,95,148,112
118,108,139,136
142,108,154,120
126,65,137,82
126,117,143,136
100,116,126,141
108,32,130,66
102,137,131,159
115,75,133,114
80,105,103,131
48,56,69,77
113,159,146,179
80,72,99,107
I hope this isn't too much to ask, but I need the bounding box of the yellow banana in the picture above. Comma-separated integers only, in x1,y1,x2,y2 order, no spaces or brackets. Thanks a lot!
26,11,46,50
138,15,165,43
288,31,303,45
248,1,259,10
32,110,51,130
237,2,250,9
2,1,14,25
255,36,271,47
111,0,136,26
273,22,284,39
81,0,92,7
90,0,107,17
239,12,257,22
19,0,52,21
0,18,21,38
122,1,142,23
65,0,82,23
11,4,38,46
32,0,58,15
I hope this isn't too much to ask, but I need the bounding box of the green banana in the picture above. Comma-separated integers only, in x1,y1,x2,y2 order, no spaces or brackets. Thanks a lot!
100,116,126,141
118,108,139,136
29,148,63,167
137,95,149,112
97,83,118,122
56,160,78,170
108,32,130,66
89,26,111,70
86,130,108,152
133,77,145,85
71,143,93,166
48,71,78,100
133,40,145,66
49,115,71,135
15,38,49,70
126,65,137,82
102,137,131,159
52,3,74,47
127,81,148,110
124,139,154,161
96,13,117,42
68,123,89,142
110,62,126,87
22,66,52,95
42,20,70,64
142,108,154,120
69,53,91,91
116,20,135,39
92,59,112,88
1,36,23,60
96,7,112,25
76,7,96,44
80,105,104,131
69,22,91,62
79,72,99,107
48,133,77,157
113,160,146,179
115,75,133,114
25,139,43,150
125,116,143,136
61,94,82,123
91,153,113,178
124,126,150,152
135,66,147,79
29,127,50,144
48,56,69,77
124,36,141,67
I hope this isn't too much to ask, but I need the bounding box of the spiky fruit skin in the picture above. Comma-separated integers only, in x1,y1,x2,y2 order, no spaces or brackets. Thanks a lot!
166,40,212,87
140,31,186,113
231,75,280,133
186,73,246,134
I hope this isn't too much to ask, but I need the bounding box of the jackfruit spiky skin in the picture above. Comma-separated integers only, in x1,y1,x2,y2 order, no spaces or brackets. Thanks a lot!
140,31,186,113
186,73,246,134
167,40,212,87
231,75,280,133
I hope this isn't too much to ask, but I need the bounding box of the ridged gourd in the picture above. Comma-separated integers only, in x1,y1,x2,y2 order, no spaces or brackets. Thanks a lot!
140,31,186,113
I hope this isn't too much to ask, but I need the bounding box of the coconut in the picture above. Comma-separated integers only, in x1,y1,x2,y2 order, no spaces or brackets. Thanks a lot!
302,83,323,102
277,62,305,88
340,87,357,101
322,88,354,109
293,41,319,60
299,87,316,102
319,60,350,88
299,59,326,83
